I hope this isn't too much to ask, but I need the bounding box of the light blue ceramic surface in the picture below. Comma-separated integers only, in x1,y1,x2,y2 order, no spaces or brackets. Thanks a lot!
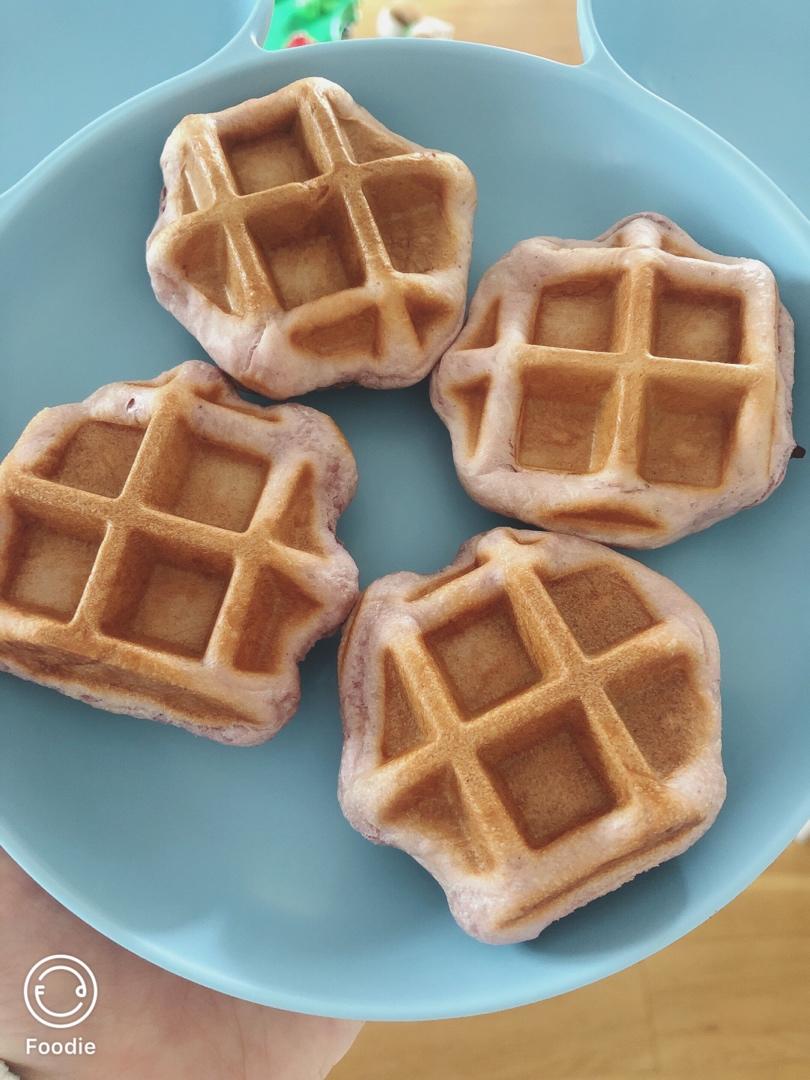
0,0,256,193
591,0,810,220
1,1,808,1019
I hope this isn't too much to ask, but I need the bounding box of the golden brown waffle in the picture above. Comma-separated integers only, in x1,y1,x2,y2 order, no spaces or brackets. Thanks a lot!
431,213,795,548
0,362,358,744
338,528,724,944
147,78,476,399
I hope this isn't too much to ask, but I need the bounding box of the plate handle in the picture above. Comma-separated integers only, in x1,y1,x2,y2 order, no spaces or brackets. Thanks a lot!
577,0,635,81
206,0,276,65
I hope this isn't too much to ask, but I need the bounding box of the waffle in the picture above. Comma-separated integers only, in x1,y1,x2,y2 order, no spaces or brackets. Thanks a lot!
0,362,358,745
147,77,476,399
431,213,795,548
338,527,724,944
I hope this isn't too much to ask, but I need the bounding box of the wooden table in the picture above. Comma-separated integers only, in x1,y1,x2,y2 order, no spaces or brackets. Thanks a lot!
355,0,582,63
333,4,810,1077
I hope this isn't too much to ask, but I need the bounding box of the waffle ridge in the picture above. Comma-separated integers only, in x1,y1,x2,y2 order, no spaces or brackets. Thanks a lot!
431,212,795,547
339,528,725,943
147,78,476,398
0,361,359,744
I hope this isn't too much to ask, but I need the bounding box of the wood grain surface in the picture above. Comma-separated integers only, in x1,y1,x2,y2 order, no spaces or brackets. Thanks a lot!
333,3,808,1078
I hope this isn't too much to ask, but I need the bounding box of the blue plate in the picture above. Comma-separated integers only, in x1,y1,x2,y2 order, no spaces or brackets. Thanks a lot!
0,0,257,193
592,0,810,220
1,0,808,1019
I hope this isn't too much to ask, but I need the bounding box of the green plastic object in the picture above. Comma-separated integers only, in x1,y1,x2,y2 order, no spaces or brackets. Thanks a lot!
264,0,358,49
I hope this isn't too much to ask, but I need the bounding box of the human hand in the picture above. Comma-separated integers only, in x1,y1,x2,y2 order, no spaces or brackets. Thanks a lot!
0,851,361,1079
